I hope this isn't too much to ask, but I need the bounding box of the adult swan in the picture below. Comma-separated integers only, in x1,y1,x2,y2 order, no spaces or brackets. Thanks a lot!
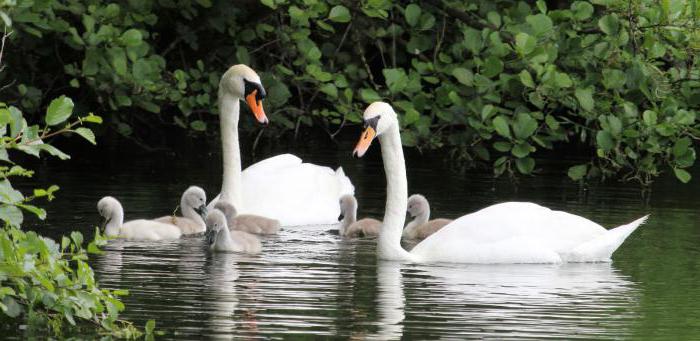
208,64,354,226
353,102,648,264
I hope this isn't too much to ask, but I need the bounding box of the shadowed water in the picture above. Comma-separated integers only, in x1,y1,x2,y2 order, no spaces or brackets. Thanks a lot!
21,136,700,339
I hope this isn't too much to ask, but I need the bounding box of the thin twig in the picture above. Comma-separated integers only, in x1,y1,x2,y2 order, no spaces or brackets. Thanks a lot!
329,114,347,139
433,14,447,64
250,39,280,55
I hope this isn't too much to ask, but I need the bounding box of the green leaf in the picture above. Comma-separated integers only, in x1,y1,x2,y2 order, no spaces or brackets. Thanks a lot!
642,110,657,126
606,115,622,136
404,4,421,27
1,296,21,318
17,204,46,220
120,29,143,47
481,56,503,78
575,87,595,111
596,130,614,151
38,144,71,160
45,96,74,126
513,113,538,139
487,11,501,28
492,115,511,138
190,120,206,131
673,137,692,157
319,83,338,98
571,1,594,20
329,5,351,23
0,205,23,227
382,68,408,93
481,104,496,121
526,14,553,37
74,127,96,145
360,88,381,103
674,168,692,183
515,33,537,55
519,70,535,88
108,47,127,76
568,164,588,181
493,141,512,152
554,72,573,88
71,231,83,247
82,113,103,124
515,157,535,174
145,319,156,335
598,14,620,35
511,142,532,158
602,69,626,89
452,67,473,86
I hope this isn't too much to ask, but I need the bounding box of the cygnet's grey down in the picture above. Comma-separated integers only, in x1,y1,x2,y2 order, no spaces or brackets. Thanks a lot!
337,194,382,238
205,208,261,254
403,194,452,240
154,186,207,234
97,196,182,240
213,201,280,235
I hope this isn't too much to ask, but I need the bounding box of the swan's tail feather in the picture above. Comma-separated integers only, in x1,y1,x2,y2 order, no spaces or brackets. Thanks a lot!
566,215,649,262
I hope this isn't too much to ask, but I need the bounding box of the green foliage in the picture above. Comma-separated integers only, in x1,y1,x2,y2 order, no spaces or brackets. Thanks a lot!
0,97,146,337
2,0,700,184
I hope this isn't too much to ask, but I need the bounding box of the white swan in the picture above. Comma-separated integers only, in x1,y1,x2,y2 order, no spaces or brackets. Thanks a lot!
97,196,182,240
207,64,354,226
214,201,280,235
205,208,262,254
403,194,452,240
338,194,381,237
154,186,207,234
352,102,648,264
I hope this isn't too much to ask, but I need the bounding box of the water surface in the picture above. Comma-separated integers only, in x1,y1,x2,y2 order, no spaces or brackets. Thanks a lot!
22,136,700,339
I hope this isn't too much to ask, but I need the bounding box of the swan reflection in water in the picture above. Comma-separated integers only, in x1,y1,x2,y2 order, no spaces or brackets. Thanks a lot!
372,261,640,339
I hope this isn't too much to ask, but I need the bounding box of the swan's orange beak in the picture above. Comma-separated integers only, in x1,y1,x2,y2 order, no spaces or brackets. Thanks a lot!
245,90,268,124
353,127,376,158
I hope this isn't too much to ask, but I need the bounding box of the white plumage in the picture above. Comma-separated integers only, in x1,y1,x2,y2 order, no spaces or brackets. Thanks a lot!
354,102,647,264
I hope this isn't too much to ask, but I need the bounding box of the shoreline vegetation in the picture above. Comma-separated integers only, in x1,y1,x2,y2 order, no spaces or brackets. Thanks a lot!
0,0,698,185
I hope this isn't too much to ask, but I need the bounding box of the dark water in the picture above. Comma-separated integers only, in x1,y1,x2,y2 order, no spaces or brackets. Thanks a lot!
21,135,700,339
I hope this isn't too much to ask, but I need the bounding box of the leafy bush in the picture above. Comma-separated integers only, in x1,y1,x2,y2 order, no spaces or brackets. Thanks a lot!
0,97,151,337
2,0,700,184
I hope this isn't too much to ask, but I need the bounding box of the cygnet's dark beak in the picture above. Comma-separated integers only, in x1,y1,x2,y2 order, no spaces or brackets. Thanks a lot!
195,205,208,218
205,228,216,245
338,213,344,222
100,217,110,231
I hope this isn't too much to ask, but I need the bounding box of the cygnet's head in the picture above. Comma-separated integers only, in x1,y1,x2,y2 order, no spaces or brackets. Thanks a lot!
214,201,237,222
182,186,207,217
97,196,122,222
220,64,268,124
337,194,358,221
407,194,429,218
353,102,399,158
205,209,228,232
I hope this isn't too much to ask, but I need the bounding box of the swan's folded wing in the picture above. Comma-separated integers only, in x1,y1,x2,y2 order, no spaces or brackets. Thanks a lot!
240,156,355,226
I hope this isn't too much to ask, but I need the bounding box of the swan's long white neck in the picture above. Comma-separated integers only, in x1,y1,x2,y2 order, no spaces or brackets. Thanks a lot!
377,124,413,261
105,205,124,237
219,91,244,211
182,202,205,228
341,201,357,231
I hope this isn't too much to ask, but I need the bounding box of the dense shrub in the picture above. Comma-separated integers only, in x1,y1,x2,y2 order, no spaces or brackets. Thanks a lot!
1,0,699,184
0,95,153,337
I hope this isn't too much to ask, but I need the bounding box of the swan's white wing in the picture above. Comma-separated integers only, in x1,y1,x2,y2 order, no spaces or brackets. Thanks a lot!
240,154,354,226
121,219,182,240
242,153,302,173
410,202,609,264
